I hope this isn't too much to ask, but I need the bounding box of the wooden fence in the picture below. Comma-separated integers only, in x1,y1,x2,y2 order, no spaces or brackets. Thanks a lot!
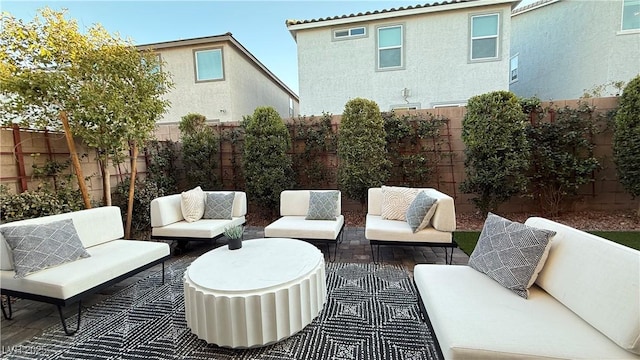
1,97,635,214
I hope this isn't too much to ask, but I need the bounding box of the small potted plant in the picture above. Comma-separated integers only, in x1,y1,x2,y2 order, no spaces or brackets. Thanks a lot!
224,225,244,250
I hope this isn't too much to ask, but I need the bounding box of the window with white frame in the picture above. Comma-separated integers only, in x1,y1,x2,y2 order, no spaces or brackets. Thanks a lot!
377,25,403,69
470,13,500,61
622,0,640,30
334,26,366,39
510,54,519,83
194,48,224,82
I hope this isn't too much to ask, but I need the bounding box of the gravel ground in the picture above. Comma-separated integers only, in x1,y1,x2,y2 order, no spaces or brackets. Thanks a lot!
248,209,640,231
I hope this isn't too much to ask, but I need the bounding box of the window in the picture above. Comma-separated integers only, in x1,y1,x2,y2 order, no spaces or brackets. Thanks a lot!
334,26,366,39
377,25,403,69
194,48,224,82
391,103,420,111
622,0,640,30
510,54,519,83
470,14,499,61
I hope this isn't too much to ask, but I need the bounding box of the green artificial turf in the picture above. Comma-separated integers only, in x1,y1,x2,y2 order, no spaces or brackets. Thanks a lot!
454,231,639,256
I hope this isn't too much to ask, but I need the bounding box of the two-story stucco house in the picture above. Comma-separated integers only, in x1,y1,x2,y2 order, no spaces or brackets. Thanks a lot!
137,33,299,125
286,0,520,116
509,0,640,100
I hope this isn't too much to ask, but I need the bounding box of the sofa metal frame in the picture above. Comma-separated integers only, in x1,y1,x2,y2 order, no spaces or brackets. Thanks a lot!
414,278,446,359
151,221,247,255
370,239,458,265
1,254,170,336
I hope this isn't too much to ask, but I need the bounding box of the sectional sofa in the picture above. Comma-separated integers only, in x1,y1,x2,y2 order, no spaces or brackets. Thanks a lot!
0,206,170,335
150,190,247,252
414,217,640,359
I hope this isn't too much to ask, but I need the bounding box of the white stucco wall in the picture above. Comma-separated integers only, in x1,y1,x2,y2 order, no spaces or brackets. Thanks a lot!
510,0,640,100
296,4,512,116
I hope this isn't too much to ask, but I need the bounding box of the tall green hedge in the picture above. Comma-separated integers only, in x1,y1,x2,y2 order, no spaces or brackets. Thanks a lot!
460,91,530,215
179,113,219,190
613,75,640,215
337,98,390,205
242,106,295,212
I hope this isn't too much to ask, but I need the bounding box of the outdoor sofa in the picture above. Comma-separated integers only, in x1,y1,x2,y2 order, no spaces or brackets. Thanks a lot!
414,216,640,359
0,206,171,335
264,190,344,261
365,186,457,263
150,189,247,252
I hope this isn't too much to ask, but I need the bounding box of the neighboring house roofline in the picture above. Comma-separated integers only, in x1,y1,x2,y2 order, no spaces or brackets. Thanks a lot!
286,0,521,40
137,33,299,101
512,0,559,15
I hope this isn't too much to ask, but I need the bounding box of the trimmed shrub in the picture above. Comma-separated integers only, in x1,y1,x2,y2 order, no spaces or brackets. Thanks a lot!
613,75,640,215
242,106,295,213
460,91,530,215
337,98,390,205
179,113,220,190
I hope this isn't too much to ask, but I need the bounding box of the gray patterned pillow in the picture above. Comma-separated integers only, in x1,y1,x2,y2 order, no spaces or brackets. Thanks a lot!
204,192,235,219
468,213,555,298
405,191,438,233
306,191,339,220
0,219,91,278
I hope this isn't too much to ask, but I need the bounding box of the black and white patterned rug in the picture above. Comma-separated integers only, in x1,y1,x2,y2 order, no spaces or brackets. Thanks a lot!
2,259,441,360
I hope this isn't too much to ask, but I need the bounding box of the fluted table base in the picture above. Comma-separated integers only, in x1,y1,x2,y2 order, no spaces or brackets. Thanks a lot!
184,238,326,348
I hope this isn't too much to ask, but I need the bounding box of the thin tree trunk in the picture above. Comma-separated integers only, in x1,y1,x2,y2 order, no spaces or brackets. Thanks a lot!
103,163,112,206
125,142,138,239
60,111,91,209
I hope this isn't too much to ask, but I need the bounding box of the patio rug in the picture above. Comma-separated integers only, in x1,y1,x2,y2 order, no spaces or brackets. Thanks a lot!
1,258,440,360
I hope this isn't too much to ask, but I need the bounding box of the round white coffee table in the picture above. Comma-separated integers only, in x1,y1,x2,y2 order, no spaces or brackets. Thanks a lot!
183,238,326,348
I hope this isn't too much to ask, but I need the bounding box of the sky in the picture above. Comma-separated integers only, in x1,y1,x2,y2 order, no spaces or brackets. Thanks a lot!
0,0,448,95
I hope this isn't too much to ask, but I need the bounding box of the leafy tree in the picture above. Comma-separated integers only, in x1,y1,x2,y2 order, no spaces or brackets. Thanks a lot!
460,91,530,215
613,75,640,215
526,102,600,216
0,8,172,237
242,106,295,213
179,113,220,190
337,98,390,205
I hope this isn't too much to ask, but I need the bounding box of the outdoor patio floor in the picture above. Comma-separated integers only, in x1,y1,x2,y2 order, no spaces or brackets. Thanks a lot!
0,226,469,350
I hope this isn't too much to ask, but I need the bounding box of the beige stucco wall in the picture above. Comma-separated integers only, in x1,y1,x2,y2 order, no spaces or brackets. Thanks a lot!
226,46,298,120
296,3,513,116
156,42,298,124
157,44,233,123
510,0,640,100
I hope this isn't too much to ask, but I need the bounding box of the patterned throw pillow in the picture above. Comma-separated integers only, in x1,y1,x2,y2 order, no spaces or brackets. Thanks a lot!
181,186,205,223
204,192,235,219
0,219,91,278
306,191,339,220
405,191,438,233
381,186,419,221
468,213,556,298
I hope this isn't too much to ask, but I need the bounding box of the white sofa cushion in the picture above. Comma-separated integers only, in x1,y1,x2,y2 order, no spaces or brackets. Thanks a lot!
526,217,640,355
414,264,640,360
181,186,205,222
367,188,456,232
151,217,246,239
365,214,452,243
0,239,169,300
0,206,124,249
1,233,15,271
279,190,341,217
381,186,418,221
264,215,344,240
468,213,555,298
151,192,247,228
1,219,91,278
